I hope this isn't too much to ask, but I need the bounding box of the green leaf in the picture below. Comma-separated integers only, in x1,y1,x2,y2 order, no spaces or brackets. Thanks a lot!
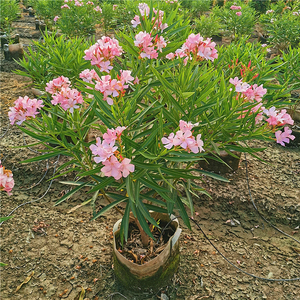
194,169,229,182
140,177,169,193
55,182,89,206
126,176,135,203
88,177,115,193
78,166,102,177
21,151,65,163
91,197,127,221
136,207,155,240
174,195,191,230
120,203,131,242
132,161,162,170
0,216,14,223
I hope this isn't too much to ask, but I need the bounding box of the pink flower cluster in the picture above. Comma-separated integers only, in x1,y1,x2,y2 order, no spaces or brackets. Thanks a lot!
83,36,123,73
263,107,294,127
131,3,168,32
0,161,14,196
166,33,218,63
94,6,102,12
134,31,167,59
94,70,135,105
8,96,44,125
275,127,295,146
229,77,267,102
90,127,135,180
229,78,295,146
162,120,204,154
46,76,83,113
61,4,70,9
229,77,267,123
230,5,242,16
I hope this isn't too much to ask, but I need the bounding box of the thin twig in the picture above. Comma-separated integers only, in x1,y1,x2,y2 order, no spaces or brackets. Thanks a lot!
107,292,128,300
0,124,11,140
23,160,49,190
0,155,60,226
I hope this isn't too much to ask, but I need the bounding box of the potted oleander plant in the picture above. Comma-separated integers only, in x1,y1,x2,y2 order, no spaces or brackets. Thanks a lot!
7,1,296,293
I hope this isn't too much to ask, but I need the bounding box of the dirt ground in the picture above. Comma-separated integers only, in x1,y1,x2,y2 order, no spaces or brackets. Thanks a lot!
0,14,300,300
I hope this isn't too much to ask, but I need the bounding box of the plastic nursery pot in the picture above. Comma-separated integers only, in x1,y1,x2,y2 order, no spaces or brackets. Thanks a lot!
39,22,46,32
3,43,24,61
211,34,222,42
113,212,182,293
28,8,34,17
199,150,242,173
35,20,40,30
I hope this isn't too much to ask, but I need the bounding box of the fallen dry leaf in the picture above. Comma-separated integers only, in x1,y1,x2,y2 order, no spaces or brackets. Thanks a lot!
15,271,34,293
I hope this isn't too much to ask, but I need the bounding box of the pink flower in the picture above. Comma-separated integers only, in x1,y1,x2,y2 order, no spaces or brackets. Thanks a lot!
162,123,205,153
8,96,44,125
230,5,242,10
261,44,267,47
94,71,135,105
51,87,83,113
236,11,242,16
0,161,14,196
79,69,100,83
131,15,141,28
53,16,59,22
115,126,127,137
275,127,295,146
166,53,175,60
103,129,117,144
84,36,123,72
276,109,294,126
162,132,180,149
138,3,150,16
235,82,250,93
179,120,199,132
179,33,218,62
61,4,70,9
120,70,134,84
101,155,122,180
187,134,204,154
74,1,83,7
134,31,162,60
90,137,118,163
94,5,102,12
264,107,294,126
229,77,242,86
45,76,71,95
113,4,118,11
102,127,127,144
175,130,195,150
156,36,167,52
120,158,135,177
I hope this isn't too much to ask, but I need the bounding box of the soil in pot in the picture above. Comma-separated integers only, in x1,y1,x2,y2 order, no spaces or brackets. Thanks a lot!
113,213,181,293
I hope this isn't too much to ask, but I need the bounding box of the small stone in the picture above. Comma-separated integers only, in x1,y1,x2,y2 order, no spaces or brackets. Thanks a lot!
161,293,169,300
60,239,73,248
